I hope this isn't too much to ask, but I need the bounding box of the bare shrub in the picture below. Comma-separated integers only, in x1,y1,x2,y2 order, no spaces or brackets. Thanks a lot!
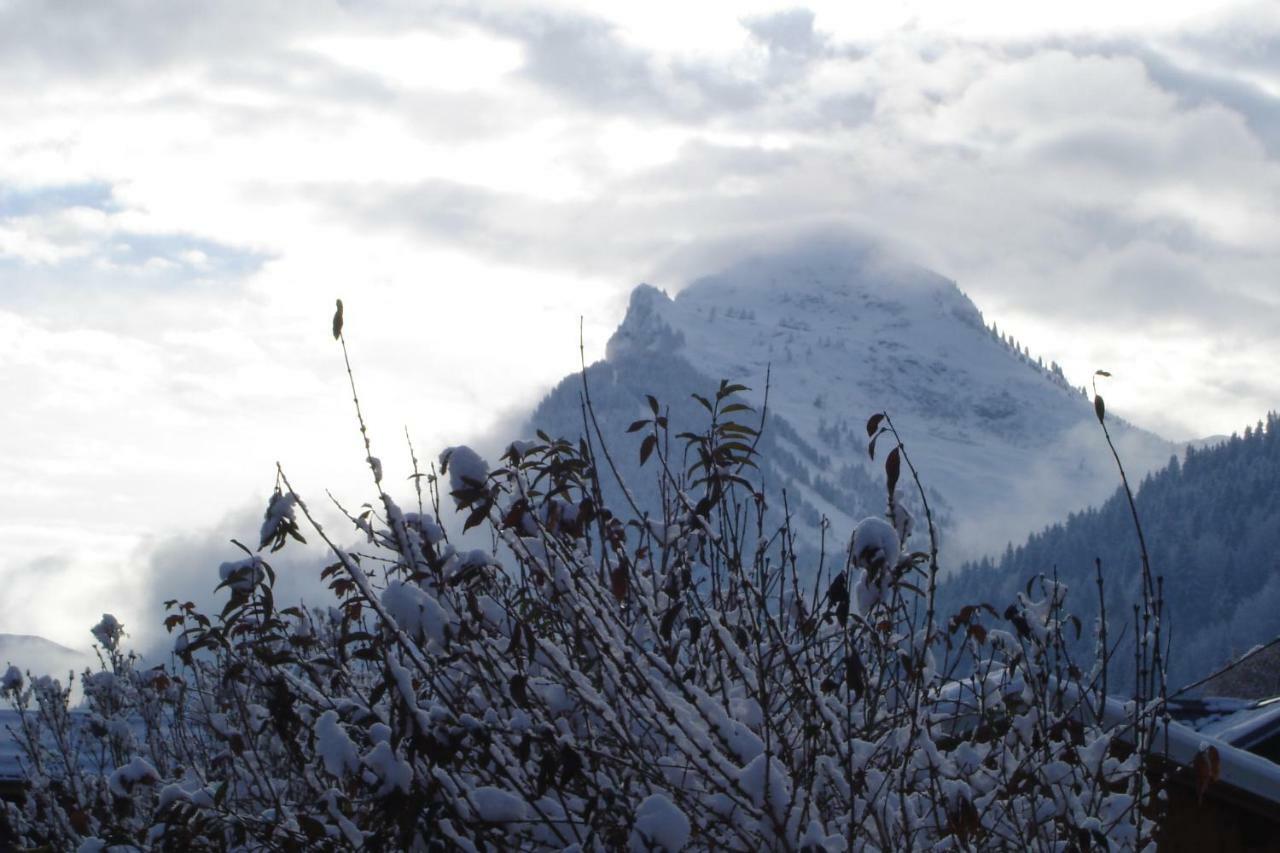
2,319,1168,851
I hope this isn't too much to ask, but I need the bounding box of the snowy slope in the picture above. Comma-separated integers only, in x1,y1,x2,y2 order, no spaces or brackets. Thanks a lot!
0,634,90,682
529,237,1175,564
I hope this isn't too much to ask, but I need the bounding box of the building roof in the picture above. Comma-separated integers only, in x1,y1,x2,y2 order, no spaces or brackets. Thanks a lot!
1168,695,1280,763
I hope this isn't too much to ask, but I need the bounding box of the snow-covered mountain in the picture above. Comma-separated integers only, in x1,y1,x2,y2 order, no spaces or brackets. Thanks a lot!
0,634,91,684
527,237,1175,564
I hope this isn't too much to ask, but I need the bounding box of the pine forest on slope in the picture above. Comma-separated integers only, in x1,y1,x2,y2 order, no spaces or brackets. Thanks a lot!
943,415,1280,692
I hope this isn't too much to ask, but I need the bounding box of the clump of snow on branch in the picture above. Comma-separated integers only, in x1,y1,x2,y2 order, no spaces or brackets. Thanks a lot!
216,556,264,593
439,444,488,492
90,613,123,651
631,793,691,852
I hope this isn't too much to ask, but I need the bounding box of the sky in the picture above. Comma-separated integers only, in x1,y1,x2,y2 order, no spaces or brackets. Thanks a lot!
2,0,1279,652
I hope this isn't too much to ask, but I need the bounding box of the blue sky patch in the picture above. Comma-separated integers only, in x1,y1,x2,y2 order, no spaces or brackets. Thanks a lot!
0,181,119,218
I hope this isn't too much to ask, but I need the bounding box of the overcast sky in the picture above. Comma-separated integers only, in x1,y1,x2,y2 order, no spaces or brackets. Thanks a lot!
3,0,1279,651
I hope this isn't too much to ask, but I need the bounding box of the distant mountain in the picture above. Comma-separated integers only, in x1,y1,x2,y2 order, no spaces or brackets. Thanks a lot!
526,236,1175,564
0,634,91,683
941,414,1280,692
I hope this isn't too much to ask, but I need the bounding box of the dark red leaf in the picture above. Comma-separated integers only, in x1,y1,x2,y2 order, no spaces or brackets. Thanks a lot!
1194,745,1220,804
639,434,657,467
510,673,530,709
845,651,866,697
559,744,584,787
885,447,901,496
463,502,490,532
537,750,558,797
660,600,683,641
610,564,629,602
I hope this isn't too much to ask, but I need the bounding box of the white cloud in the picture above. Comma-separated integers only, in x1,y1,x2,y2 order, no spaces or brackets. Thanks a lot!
1,0,1279,642
301,27,524,91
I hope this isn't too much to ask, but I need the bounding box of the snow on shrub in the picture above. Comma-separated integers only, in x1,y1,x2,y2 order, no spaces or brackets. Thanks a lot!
90,613,124,652
440,445,489,493
314,709,360,778
631,793,690,851
1,322,1169,851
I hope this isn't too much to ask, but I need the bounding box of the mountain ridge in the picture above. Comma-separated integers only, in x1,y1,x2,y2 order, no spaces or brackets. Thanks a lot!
0,633,92,684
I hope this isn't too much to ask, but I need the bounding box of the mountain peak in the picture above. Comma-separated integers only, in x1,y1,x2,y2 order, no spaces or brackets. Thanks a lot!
605,283,684,361
534,239,1174,561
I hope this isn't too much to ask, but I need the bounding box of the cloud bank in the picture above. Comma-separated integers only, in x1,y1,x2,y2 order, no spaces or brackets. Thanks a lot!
2,0,1279,644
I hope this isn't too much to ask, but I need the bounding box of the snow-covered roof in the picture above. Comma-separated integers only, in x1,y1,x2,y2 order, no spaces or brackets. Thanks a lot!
934,673,1280,811
1117,697,1280,811
1152,714,1280,812
1168,695,1280,754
